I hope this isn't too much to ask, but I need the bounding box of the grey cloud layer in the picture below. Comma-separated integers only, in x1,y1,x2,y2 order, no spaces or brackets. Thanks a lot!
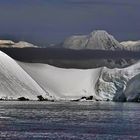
0,0,139,45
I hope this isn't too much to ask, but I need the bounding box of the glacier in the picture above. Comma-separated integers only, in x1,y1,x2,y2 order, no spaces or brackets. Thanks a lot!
18,62,128,101
18,58,140,102
0,49,140,102
96,63,140,101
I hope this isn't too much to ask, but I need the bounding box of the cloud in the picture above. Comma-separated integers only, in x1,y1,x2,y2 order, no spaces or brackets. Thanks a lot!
0,0,139,44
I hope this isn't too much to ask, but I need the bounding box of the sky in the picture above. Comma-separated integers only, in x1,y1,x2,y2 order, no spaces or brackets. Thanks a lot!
0,0,140,45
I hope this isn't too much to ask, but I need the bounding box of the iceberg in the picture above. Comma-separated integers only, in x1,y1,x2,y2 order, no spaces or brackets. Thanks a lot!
18,60,140,102
0,49,140,102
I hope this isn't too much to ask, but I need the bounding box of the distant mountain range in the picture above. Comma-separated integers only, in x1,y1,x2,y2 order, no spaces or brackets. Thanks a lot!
0,30,140,51
0,30,140,69
0,40,38,48
61,30,140,51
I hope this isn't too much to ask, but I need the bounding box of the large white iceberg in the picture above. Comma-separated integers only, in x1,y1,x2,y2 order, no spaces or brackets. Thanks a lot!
0,50,140,102
18,60,140,102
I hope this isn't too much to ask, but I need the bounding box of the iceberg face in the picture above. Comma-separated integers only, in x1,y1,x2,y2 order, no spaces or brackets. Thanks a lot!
96,78,117,101
96,68,128,101
0,51,48,100
97,62,140,101
96,62,140,101
124,74,140,102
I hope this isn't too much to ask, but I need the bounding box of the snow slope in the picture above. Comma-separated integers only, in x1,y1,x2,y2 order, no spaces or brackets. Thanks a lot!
18,62,101,100
63,30,124,50
0,51,49,100
18,60,140,102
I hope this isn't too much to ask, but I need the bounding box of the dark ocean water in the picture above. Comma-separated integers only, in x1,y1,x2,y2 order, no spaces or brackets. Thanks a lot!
0,101,140,140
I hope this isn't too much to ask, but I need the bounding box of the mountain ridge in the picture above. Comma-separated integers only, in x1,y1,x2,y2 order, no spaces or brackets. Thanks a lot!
62,30,124,50
0,40,38,48
0,30,140,51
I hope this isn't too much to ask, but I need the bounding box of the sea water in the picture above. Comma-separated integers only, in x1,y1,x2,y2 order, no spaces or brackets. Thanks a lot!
0,101,140,140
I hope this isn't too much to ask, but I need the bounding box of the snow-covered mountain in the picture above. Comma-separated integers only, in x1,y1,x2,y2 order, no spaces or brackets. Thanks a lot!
13,41,38,48
1,31,140,51
0,40,38,48
0,40,15,45
63,30,124,50
0,49,140,102
121,40,140,51
62,30,140,52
